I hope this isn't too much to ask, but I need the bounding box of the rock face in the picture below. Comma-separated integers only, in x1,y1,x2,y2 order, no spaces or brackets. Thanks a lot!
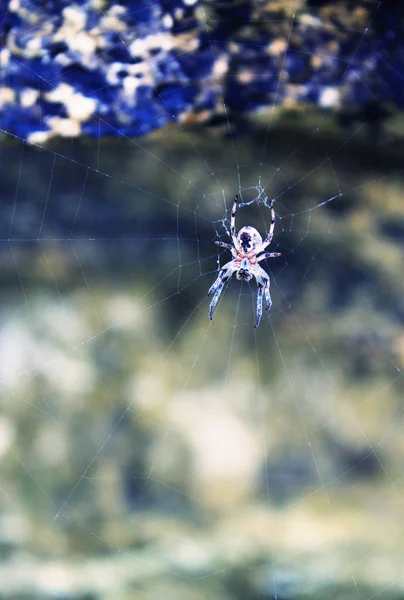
1,1,403,143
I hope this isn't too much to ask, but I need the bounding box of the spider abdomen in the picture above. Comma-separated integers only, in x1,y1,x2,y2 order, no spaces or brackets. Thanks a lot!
238,226,262,253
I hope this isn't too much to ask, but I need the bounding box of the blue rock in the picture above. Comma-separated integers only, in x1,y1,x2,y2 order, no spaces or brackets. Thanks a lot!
0,1,403,142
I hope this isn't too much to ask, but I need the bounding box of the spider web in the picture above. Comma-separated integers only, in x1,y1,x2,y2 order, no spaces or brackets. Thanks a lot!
1,2,404,599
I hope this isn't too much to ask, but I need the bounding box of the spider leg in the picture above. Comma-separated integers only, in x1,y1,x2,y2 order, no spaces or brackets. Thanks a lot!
264,279,272,310
209,279,227,320
207,270,224,297
257,251,282,263
230,194,239,240
252,264,272,320
207,261,234,319
214,241,233,250
229,194,243,253
215,241,238,259
255,284,264,328
260,199,277,252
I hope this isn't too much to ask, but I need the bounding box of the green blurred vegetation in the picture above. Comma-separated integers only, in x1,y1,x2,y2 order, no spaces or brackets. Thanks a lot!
0,123,404,599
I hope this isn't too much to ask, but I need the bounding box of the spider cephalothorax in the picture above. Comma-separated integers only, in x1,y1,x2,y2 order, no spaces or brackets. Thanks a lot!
207,195,282,327
237,257,254,281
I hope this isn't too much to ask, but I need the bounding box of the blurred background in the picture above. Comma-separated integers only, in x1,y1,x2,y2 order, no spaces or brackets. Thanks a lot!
1,123,404,600
1,0,404,598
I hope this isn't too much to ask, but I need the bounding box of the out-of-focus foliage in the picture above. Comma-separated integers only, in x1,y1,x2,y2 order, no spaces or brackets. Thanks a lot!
0,125,403,599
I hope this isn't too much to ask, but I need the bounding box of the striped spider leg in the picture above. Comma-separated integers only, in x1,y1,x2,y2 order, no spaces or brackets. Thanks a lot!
207,261,236,320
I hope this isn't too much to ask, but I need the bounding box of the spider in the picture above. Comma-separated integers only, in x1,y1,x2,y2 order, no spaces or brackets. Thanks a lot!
208,195,282,327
